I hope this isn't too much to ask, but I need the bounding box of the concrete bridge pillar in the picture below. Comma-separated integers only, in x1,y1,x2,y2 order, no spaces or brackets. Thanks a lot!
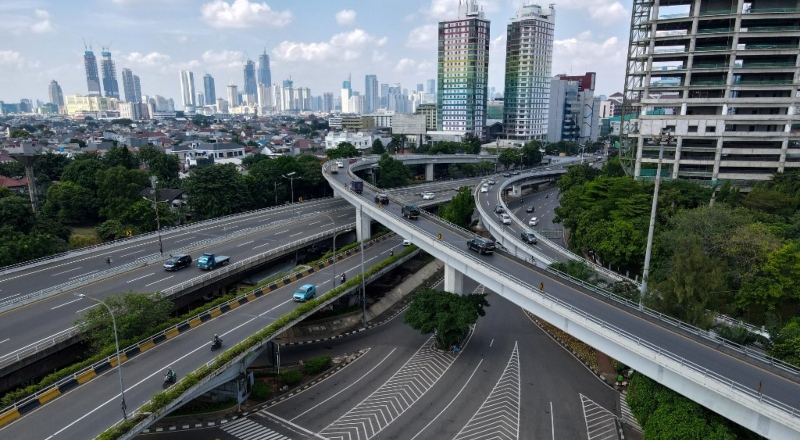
444,263,464,294
511,184,522,197
356,206,372,242
425,163,435,181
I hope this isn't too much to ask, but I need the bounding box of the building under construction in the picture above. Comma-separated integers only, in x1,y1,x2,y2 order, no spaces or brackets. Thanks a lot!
623,0,800,186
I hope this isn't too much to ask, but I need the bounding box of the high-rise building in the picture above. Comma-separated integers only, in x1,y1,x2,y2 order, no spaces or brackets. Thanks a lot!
547,72,599,144
121,68,137,103
341,75,352,113
227,83,239,107
624,0,800,184
258,49,272,87
416,84,424,92
100,49,120,100
133,75,142,103
203,73,216,103
243,59,257,100
83,47,101,96
323,92,334,113
48,80,64,108
426,79,436,95
437,0,490,138
217,98,228,114
196,93,205,107
503,4,555,141
365,74,378,114
179,70,196,110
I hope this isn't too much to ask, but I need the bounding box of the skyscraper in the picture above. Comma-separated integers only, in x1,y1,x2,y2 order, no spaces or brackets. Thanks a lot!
426,79,436,95
243,59,257,100
83,47,101,96
437,0,490,138
121,68,137,103
179,70,196,110
503,4,555,141
227,83,239,107
196,93,205,107
323,92,334,113
380,83,389,108
100,48,120,100
48,80,64,108
203,73,216,103
133,75,142,103
258,50,272,87
340,75,352,113
365,74,378,113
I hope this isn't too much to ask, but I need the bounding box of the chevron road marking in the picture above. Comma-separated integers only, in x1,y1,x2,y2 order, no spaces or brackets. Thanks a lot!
222,418,291,440
317,335,459,440
580,394,618,440
619,391,642,432
452,342,521,440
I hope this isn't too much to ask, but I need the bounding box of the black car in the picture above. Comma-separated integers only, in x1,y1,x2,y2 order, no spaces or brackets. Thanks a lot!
163,254,192,271
494,204,504,214
521,231,538,244
526,206,534,213
467,237,496,255
374,193,389,205
502,172,511,177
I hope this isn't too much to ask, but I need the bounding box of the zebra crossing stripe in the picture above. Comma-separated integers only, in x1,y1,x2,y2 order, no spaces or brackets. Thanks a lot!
619,391,642,432
580,394,618,440
222,418,290,440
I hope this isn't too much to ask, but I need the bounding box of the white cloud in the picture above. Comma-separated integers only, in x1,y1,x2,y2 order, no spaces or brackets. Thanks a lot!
200,0,292,29
335,9,356,26
405,24,437,49
0,50,25,69
550,0,628,24
553,32,627,92
395,58,417,74
123,51,172,67
273,29,385,62
422,0,501,20
31,9,53,33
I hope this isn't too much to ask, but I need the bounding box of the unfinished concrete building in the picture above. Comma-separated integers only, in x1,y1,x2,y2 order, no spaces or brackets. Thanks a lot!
623,0,800,186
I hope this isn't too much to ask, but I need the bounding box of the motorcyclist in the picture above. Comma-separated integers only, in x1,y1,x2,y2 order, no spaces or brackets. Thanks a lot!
213,334,221,346
166,367,176,382
341,272,346,283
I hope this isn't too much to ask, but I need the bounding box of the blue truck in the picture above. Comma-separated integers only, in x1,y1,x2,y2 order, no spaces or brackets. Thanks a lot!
197,253,230,270
349,180,363,194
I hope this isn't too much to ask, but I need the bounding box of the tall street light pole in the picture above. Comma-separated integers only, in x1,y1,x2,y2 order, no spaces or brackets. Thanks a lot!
360,204,367,325
283,172,296,204
640,133,672,309
143,195,163,256
320,212,337,287
75,293,127,421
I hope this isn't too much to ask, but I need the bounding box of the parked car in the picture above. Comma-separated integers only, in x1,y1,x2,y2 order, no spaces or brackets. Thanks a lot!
467,237,496,255
526,206,534,213
163,254,192,271
528,217,539,226
494,204,504,214
500,213,511,225
422,191,435,200
375,193,389,205
293,284,317,302
521,231,538,244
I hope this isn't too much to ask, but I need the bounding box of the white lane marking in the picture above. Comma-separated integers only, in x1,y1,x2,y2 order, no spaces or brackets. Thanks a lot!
172,236,195,243
258,299,294,317
0,338,9,344
236,240,255,247
274,230,289,235
308,221,320,226
550,401,555,440
490,338,494,347
76,303,100,314
126,273,155,283
260,412,328,439
145,275,174,287
51,298,82,310
118,250,147,258
69,270,98,280
51,267,83,276
289,232,303,237
252,241,273,249
289,349,397,421
4,293,20,299
409,360,483,440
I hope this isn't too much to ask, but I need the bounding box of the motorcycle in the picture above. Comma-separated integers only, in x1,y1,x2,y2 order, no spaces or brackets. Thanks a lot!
211,338,223,351
163,373,177,389
341,273,346,283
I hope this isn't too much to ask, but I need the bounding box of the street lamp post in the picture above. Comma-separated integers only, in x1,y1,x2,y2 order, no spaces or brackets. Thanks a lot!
283,172,296,204
360,204,367,325
640,133,672,309
75,293,127,421
320,212,337,287
143,195,164,256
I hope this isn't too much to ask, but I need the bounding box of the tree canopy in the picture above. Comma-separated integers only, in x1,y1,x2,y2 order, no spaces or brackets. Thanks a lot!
440,186,475,228
404,288,489,348
376,153,410,188
184,163,251,220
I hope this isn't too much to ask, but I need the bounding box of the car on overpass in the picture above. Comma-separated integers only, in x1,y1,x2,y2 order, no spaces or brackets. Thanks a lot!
521,230,538,244
374,193,389,205
163,254,192,271
293,284,317,302
467,237,496,255
494,204,504,214
487,179,496,185
421,191,435,200
480,184,489,193
526,206,534,213
529,217,539,226
500,213,512,225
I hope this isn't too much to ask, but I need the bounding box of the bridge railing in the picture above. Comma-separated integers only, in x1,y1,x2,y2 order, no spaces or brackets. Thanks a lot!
330,175,800,427
0,327,83,370
0,208,348,313
0,198,332,277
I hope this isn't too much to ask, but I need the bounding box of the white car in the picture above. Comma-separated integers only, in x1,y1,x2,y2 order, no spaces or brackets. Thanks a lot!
335,160,344,168
480,185,489,193
500,213,512,225
421,191,435,200
528,217,539,226
402,238,411,246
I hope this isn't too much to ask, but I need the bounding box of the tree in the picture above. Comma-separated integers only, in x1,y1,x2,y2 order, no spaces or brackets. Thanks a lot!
498,148,521,170
140,149,180,185
95,166,150,220
0,161,25,178
95,219,128,241
0,195,35,233
33,152,71,182
403,288,489,348
440,186,475,228
184,163,251,220
242,153,272,168
768,318,800,367
557,163,601,193
326,142,358,159
42,181,100,224
0,227,69,266
520,141,543,166
461,133,482,154
61,156,105,192
118,199,178,232
376,153,410,188
737,241,800,317
74,292,173,352
387,135,404,154
371,139,386,155
244,155,294,208
32,217,71,241
111,118,133,126
102,146,139,170
9,129,32,139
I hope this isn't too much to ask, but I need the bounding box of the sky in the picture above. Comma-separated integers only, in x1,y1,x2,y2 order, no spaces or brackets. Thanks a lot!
0,0,631,105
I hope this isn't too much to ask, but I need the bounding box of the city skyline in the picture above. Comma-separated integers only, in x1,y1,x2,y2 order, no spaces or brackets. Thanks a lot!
0,0,630,105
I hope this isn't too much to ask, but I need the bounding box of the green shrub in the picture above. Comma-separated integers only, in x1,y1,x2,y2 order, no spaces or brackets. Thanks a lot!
280,369,303,386
304,355,331,375
251,381,272,400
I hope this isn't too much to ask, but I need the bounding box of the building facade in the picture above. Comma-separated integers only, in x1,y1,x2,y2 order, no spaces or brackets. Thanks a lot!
83,48,101,96
365,74,379,114
179,70,196,111
341,76,352,113
437,0,490,139
243,59,257,102
257,50,271,88
624,0,800,184
503,4,555,141
100,49,120,100
203,73,216,103
547,73,601,144
48,80,64,108
121,68,138,103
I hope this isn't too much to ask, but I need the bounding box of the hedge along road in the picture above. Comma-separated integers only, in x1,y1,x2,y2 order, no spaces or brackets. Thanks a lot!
0,203,356,370
0,234,408,440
